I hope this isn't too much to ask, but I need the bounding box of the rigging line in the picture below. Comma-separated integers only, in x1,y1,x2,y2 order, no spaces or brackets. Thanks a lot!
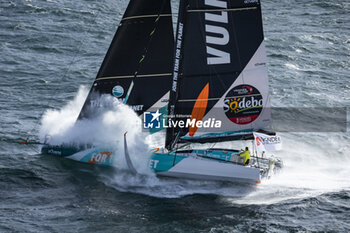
119,9,257,21
122,14,172,21
26,4,103,143
124,0,169,104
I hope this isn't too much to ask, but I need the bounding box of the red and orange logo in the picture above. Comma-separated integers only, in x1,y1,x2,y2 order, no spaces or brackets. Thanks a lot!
256,137,262,146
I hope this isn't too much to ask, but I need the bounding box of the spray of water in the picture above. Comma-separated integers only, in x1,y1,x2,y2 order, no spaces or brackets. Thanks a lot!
228,133,350,204
40,86,350,201
39,86,151,173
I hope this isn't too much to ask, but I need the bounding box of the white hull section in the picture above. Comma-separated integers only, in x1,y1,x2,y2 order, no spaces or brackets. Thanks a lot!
43,145,267,184
157,157,260,184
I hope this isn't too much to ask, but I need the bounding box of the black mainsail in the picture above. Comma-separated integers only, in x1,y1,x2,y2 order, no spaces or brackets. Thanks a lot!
166,0,271,149
78,0,174,119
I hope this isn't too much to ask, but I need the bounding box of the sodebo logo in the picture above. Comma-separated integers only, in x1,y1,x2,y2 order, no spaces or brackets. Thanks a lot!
223,84,263,125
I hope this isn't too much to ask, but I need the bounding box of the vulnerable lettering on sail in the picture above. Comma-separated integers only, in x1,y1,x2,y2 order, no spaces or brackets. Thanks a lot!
253,132,282,152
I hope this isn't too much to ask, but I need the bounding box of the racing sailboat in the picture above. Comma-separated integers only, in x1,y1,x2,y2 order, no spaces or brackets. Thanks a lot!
42,0,283,184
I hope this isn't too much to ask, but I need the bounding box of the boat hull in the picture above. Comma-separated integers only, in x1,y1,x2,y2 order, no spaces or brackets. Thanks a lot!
41,145,261,183
154,156,260,184
41,145,115,166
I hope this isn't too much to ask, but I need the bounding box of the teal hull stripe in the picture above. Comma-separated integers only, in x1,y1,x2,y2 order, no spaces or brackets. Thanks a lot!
180,129,253,140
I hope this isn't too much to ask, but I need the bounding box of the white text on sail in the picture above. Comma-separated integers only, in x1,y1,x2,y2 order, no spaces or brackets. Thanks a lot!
205,0,231,65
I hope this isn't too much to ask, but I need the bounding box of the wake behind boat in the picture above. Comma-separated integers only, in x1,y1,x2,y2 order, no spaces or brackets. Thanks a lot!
41,0,283,184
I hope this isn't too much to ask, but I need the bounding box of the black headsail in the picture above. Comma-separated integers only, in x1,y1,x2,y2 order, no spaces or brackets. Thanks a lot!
166,0,271,149
78,0,174,119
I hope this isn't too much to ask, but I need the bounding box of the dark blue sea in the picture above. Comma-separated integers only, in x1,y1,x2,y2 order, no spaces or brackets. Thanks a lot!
1,0,349,232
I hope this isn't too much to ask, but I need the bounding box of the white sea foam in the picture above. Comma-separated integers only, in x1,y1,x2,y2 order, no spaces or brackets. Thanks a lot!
40,86,151,173
285,63,300,70
227,133,350,205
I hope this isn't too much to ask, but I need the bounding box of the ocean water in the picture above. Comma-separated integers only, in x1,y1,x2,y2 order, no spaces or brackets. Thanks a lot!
1,0,349,232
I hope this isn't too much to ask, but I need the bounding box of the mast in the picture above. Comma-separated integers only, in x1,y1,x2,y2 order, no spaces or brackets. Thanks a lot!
166,0,189,150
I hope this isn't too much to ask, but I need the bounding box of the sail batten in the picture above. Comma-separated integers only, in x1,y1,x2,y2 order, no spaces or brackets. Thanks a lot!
178,93,264,103
179,129,276,144
95,73,173,81
188,7,257,12
121,14,172,22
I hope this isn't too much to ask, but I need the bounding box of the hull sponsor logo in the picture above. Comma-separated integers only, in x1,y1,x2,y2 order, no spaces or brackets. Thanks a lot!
88,152,113,164
223,84,263,125
149,159,160,169
205,0,231,65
